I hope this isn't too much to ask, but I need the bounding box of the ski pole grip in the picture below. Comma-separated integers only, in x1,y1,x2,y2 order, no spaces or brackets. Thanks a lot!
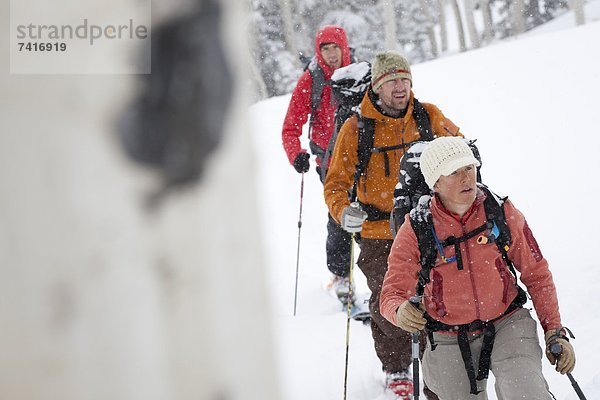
549,342,562,357
409,295,421,307
349,201,361,210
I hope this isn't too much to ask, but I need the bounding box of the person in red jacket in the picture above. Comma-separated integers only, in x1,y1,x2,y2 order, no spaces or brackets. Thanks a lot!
380,137,576,399
281,25,355,303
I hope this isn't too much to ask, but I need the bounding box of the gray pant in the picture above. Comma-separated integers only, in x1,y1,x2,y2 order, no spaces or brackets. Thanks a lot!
422,308,551,400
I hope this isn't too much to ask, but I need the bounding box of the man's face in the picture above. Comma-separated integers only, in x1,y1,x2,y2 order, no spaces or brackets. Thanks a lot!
375,78,411,116
320,43,342,69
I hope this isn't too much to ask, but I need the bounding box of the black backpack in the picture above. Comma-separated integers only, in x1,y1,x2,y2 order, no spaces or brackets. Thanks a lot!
315,61,372,182
390,140,482,235
304,56,327,137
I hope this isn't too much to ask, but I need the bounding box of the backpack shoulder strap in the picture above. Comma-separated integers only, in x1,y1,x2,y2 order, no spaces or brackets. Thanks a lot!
412,98,433,141
308,62,326,136
350,115,375,202
480,184,511,253
409,196,437,297
480,184,529,304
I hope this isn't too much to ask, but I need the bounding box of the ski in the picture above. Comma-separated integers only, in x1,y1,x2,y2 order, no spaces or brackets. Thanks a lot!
350,306,370,323
349,299,371,324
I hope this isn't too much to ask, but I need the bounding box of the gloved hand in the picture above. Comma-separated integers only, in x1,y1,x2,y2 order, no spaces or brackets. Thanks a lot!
341,203,368,233
545,327,576,375
396,300,426,333
293,152,310,173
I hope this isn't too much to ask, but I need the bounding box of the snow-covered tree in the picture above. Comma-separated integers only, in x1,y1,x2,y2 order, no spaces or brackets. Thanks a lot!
419,0,439,57
570,0,585,25
250,0,299,96
382,0,399,50
437,0,449,52
449,0,467,51
249,0,574,98
464,0,481,48
490,0,570,39
395,0,438,62
277,0,301,67
479,0,495,43
512,0,526,34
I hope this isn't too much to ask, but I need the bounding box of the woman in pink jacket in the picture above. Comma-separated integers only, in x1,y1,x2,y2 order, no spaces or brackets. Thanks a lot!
380,137,576,399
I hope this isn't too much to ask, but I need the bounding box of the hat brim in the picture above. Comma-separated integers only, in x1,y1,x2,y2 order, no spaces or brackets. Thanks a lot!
437,155,481,180
373,72,412,91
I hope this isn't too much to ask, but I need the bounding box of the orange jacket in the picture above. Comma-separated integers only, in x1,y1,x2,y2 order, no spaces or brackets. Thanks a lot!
380,188,562,332
324,91,461,239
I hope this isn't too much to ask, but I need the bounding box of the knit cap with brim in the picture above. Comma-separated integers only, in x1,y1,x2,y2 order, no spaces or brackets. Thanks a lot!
420,137,481,189
371,50,412,92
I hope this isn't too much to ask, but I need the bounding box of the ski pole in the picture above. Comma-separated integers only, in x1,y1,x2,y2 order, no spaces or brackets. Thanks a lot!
293,172,305,316
409,295,422,400
343,232,355,400
549,343,587,400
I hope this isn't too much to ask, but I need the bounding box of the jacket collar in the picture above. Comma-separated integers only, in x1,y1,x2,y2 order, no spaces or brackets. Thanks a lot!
360,89,415,122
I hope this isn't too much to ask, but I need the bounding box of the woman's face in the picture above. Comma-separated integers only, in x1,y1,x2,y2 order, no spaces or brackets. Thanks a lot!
434,165,478,215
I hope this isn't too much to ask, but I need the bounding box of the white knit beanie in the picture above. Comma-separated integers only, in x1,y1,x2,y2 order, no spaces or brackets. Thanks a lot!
420,137,480,189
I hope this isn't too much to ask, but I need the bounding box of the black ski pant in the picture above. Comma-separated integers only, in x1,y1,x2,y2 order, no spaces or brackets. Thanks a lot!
326,213,352,277
357,238,439,400
317,166,352,277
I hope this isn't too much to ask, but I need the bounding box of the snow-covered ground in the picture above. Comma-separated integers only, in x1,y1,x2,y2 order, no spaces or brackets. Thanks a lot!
250,16,600,400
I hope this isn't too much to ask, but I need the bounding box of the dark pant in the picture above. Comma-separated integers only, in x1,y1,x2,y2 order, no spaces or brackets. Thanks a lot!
317,166,353,277
357,239,411,370
326,214,352,276
357,238,438,400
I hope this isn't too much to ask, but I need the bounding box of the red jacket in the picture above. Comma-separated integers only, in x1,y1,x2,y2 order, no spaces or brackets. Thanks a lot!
281,25,351,166
380,188,562,332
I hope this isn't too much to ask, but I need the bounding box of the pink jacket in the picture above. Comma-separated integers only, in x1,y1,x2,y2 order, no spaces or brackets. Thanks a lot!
380,188,562,332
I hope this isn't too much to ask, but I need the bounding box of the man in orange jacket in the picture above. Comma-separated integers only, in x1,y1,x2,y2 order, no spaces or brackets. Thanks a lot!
324,50,461,399
381,137,576,399
281,25,355,304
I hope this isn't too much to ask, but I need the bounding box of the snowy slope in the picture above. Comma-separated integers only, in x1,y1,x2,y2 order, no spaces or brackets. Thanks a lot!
250,20,600,400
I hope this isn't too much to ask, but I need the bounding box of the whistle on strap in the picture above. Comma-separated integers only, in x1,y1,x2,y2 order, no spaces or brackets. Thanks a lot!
477,221,501,245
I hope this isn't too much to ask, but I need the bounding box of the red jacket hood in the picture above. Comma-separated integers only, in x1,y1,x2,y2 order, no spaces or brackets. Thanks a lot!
314,25,351,78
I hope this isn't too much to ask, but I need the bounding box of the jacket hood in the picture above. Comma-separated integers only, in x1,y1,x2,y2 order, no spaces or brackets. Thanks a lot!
314,25,351,78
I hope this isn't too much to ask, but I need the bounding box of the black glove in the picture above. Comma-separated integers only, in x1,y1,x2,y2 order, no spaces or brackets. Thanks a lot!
293,152,310,173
